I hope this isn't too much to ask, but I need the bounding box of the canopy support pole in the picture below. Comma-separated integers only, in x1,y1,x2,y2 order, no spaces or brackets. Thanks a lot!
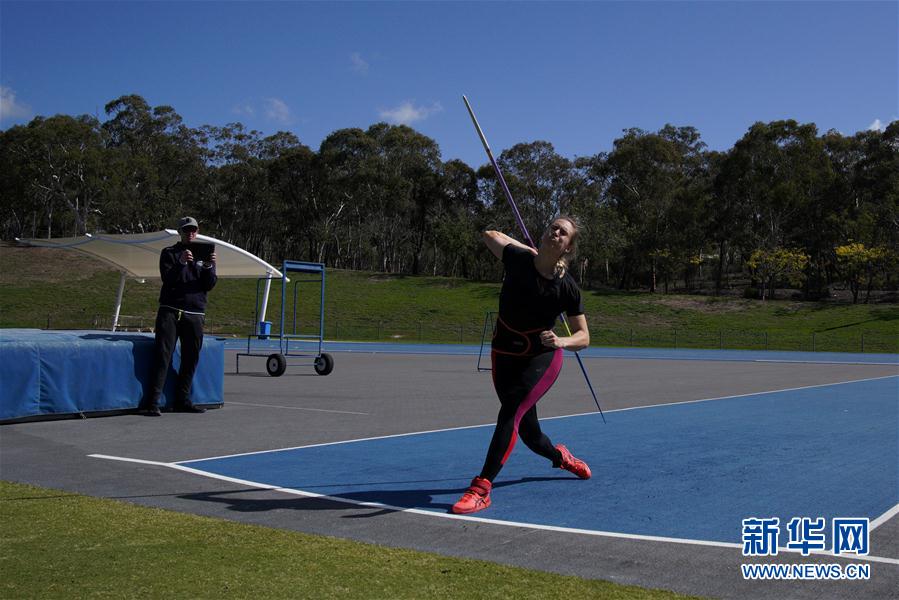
112,272,126,331
259,272,273,323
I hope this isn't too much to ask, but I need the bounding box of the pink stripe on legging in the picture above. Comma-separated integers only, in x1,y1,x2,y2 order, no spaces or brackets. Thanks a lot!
500,348,564,465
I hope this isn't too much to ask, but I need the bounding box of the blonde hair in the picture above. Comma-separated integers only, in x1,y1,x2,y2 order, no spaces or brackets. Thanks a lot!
552,215,580,278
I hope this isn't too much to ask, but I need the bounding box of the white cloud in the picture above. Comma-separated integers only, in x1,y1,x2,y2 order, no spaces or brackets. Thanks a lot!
379,100,443,125
231,103,255,118
868,118,886,132
350,52,369,74
264,97,294,125
0,86,32,122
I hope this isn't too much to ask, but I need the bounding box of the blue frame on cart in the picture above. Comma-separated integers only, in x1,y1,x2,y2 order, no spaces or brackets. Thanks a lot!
278,260,326,359
235,260,328,373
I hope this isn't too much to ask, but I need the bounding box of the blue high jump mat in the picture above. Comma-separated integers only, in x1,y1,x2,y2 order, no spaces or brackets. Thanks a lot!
0,329,224,422
181,376,897,546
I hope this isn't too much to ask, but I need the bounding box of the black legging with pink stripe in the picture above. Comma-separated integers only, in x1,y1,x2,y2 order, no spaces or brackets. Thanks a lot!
479,348,565,482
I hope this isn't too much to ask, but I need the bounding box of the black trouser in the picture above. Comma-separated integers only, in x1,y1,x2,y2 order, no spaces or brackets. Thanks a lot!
143,307,204,409
478,348,564,482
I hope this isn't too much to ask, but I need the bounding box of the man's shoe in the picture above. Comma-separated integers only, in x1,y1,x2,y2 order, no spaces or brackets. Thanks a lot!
174,404,206,413
138,406,162,417
451,477,492,514
555,444,591,479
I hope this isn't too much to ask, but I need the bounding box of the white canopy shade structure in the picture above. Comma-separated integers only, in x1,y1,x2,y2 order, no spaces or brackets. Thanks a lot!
16,230,283,331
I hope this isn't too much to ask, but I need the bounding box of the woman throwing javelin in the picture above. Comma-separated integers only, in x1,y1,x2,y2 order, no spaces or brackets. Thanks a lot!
452,216,592,515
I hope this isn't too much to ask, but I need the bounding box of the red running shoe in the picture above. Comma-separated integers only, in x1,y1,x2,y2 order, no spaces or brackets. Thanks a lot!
451,477,492,514
555,444,591,479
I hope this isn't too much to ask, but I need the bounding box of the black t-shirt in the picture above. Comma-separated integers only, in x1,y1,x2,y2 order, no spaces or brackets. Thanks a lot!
498,245,584,332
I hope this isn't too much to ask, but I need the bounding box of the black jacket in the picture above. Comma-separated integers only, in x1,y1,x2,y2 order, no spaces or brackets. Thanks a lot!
158,242,217,313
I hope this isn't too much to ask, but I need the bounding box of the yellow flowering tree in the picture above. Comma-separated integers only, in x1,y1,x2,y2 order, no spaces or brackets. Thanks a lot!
835,243,897,303
747,247,809,300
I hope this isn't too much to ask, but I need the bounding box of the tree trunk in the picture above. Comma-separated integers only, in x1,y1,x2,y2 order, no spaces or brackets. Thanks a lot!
618,265,629,290
715,239,726,295
411,227,425,275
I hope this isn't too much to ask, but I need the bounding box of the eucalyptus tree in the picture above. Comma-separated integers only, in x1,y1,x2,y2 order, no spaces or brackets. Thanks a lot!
318,127,382,270
266,143,320,262
734,121,828,248
721,120,838,296
198,124,304,260
0,114,105,238
659,126,712,291
102,95,205,232
567,154,626,286
432,158,482,278
0,125,29,239
708,149,751,293
815,131,858,281
853,122,899,250
847,122,899,293
367,123,443,274
605,126,706,291
493,141,574,233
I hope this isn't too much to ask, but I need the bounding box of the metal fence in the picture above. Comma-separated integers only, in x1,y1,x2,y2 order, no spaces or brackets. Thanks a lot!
590,327,897,354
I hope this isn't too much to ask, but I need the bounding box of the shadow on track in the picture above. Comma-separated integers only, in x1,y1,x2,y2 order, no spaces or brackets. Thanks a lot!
178,475,573,517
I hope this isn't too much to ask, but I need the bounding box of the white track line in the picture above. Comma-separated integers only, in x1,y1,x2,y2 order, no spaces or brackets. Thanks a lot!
752,359,898,366
871,502,899,530
170,374,899,464
596,374,899,415
172,421,496,464
89,455,170,467
226,401,369,416
87,374,899,561
594,355,898,366
88,453,899,566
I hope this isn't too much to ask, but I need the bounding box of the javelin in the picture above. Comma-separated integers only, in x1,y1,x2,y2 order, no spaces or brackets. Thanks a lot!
462,95,606,423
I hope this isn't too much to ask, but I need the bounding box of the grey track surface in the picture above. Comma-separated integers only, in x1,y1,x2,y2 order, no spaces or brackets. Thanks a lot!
2,351,897,599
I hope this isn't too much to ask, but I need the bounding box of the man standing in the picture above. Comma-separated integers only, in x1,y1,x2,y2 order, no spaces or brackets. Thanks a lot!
139,216,217,416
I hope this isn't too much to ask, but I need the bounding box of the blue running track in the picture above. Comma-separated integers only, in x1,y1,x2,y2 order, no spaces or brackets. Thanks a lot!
182,375,898,545
223,339,899,365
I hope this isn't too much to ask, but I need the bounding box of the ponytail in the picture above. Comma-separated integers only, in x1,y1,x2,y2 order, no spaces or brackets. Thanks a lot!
552,215,580,277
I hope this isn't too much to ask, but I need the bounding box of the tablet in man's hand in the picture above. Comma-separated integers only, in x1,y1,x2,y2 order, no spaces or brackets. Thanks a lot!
190,242,215,263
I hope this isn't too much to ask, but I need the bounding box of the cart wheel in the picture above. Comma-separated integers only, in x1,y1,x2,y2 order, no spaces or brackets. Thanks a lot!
266,353,287,377
314,353,334,376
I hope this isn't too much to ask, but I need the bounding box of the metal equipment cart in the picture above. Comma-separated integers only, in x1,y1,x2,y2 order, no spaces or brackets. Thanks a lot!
236,260,334,377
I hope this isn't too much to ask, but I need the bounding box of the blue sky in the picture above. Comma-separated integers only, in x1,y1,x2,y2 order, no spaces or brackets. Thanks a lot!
1,1,896,168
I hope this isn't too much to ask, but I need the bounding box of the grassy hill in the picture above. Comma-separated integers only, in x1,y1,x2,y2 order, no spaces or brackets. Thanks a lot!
1,244,896,353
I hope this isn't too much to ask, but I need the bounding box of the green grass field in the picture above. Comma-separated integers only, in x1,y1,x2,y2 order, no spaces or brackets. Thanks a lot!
2,245,897,353
0,481,700,599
